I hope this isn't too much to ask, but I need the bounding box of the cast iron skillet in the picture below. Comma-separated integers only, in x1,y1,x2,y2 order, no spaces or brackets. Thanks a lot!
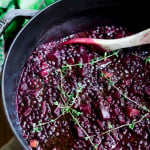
1,0,150,149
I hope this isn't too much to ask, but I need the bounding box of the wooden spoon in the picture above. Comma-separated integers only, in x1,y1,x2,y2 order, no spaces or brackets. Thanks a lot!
61,28,150,52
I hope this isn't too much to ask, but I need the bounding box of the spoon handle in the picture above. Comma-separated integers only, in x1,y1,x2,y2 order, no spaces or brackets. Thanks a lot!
94,28,150,51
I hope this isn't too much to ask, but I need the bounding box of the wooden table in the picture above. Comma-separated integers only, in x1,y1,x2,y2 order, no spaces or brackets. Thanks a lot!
0,90,13,148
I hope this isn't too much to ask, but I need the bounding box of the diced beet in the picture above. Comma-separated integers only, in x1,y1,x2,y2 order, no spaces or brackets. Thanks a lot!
103,71,113,78
99,104,110,120
67,57,74,65
87,54,93,62
132,85,138,94
74,125,84,138
79,45,87,54
145,86,150,96
75,56,83,64
47,50,60,61
82,53,90,63
53,50,60,58
40,69,49,77
41,101,47,115
53,106,61,117
126,107,140,118
47,54,55,61
118,115,125,124
96,119,105,131
79,46,90,63
46,103,51,113
41,62,48,69
106,96,112,103
113,107,120,116
80,104,91,114
112,91,121,100
38,54,43,60
23,107,32,117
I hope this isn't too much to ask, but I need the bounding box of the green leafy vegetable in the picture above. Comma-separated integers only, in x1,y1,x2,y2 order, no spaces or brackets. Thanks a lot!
0,0,58,67
0,35,4,65
19,0,43,10
4,18,25,38
45,0,58,5
0,0,12,9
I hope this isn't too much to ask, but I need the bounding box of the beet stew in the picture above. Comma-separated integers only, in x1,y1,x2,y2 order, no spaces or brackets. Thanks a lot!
16,26,150,150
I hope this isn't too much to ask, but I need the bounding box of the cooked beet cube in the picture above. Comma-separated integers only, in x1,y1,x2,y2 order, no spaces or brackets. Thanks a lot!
106,96,112,103
103,71,113,78
113,107,120,116
47,50,60,61
118,115,126,124
96,119,105,131
145,86,150,96
80,104,91,114
53,106,61,117
112,91,121,100
99,104,110,120
23,107,32,117
74,125,84,138
40,69,49,77
126,107,139,118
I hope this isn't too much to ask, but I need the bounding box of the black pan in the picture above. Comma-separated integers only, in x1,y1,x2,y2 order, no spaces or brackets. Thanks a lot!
1,0,150,149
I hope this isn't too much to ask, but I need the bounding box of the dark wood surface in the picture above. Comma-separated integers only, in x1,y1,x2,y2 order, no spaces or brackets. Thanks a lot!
0,90,13,148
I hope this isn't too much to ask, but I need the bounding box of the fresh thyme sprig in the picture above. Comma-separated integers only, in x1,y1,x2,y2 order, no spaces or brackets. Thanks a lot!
62,50,119,70
145,56,150,63
33,114,64,132
69,112,95,148
101,112,149,136
32,49,149,150
102,73,150,113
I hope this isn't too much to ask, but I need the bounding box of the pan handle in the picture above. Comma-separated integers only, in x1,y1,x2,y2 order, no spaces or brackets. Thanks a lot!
0,9,39,36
